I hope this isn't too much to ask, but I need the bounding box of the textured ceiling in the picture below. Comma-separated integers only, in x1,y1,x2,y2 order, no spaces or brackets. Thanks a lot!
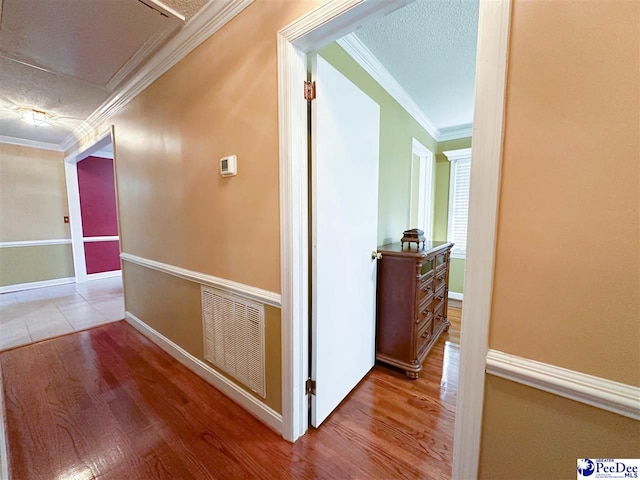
162,0,209,19
0,0,207,147
354,0,479,130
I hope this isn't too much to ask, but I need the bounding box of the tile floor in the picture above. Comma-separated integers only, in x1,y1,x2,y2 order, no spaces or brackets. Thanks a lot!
0,276,124,352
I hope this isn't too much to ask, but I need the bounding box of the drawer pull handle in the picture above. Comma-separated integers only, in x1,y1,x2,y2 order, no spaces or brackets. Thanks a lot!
422,285,431,292
421,331,429,339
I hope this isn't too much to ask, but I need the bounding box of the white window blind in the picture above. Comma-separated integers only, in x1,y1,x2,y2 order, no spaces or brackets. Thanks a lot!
444,148,472,258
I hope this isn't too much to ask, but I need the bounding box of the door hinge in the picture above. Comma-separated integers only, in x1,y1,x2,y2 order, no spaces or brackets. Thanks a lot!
305,378,316,395
304,81,316,101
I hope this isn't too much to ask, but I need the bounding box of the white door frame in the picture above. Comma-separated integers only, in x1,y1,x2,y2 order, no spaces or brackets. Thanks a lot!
64,128,121,283
277,1,511,478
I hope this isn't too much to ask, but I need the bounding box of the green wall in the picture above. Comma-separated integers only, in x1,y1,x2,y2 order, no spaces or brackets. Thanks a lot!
317,44,438,245
316,44,470,294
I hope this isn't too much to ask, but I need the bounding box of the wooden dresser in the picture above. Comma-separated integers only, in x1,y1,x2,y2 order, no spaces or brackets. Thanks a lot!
376,241,453,378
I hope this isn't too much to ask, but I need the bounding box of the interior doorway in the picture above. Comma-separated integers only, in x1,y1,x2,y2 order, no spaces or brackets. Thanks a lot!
64,128,121,283
278,0,511,477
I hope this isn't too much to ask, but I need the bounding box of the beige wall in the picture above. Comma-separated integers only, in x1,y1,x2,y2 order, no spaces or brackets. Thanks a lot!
0,143,73,287
0,143,69,241
114,0,322,294
490,0,639,385
479,376,640,480
481,0,639,476
112,0,323,415
0,244,74,287
122,262,282,412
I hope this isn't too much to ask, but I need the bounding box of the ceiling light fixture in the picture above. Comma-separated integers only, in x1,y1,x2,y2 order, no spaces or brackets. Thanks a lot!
21,109,50,127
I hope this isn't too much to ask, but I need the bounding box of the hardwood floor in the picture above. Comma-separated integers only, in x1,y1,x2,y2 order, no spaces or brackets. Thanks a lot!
1,309,461,480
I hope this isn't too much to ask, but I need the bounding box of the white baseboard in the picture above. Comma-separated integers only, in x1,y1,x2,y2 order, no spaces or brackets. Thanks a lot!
486,349,640,420
124,311,283,434
448,291,463,309
0,277,75,294
84,270,122,282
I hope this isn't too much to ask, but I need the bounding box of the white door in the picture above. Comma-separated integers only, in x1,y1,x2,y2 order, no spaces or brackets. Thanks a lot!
310,54,380,427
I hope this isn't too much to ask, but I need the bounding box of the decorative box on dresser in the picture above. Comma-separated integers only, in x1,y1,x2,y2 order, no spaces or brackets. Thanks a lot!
375,241,453,379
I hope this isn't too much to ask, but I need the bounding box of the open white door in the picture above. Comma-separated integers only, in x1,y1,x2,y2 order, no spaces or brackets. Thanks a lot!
310,54,380,427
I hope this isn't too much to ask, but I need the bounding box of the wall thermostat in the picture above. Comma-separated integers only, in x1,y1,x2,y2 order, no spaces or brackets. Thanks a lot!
220,155,237,177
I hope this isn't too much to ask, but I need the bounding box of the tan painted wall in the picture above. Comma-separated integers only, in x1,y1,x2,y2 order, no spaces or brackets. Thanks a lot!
0,143,73,286
480,0,639,477
0,244,74,286
479,376,640,480
113,0,322,294
0,143,69,241
490,0,639,384
112,0,325,415
122,261,283,412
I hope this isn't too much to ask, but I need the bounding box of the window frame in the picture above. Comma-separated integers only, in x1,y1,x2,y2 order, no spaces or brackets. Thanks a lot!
444,147,472,259
409,138,435,240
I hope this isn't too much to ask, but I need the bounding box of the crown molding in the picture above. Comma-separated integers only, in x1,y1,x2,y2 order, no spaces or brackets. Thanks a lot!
60,0,254,153
443,147,472,162
0,135,63,152
336,33,472,142
439,123,473,141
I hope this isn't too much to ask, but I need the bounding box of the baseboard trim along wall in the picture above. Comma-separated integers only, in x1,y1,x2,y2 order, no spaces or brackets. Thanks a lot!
448,291,463,309
486,349,640,420
84,271,122,282
0,277,75,294
124,311,283,434
120,252,281,308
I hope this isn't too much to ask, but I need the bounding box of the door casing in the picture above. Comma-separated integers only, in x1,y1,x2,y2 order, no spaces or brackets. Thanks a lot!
277,1,512,478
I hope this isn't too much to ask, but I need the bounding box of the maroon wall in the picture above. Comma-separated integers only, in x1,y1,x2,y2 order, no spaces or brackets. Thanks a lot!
84,241,121,274
77,156,118,236
77,156,120,274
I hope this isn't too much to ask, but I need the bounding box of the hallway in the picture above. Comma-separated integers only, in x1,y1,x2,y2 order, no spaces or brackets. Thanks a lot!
1,312,459,479
0,277,124,351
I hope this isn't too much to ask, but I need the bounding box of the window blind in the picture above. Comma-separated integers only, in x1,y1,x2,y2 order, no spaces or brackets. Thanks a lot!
448,158,471,257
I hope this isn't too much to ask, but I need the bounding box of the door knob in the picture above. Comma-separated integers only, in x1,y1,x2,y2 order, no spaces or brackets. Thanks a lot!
371,251,382,260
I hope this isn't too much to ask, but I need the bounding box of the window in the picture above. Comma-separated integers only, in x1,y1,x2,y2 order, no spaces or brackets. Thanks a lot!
444,148,471,258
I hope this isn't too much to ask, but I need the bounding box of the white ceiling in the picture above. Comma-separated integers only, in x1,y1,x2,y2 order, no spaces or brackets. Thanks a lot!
354,0,479,132
0,0,478,150
0,0,208,148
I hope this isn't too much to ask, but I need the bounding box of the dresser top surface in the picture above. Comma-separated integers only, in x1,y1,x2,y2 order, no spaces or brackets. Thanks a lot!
377,241,453,257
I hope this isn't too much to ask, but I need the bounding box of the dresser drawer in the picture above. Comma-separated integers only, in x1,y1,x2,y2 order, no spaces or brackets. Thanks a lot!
432,287,446,312
435,251,448,272
415,301,434,327
434,268,447,291
417,275,434,302
416,318,433,357
419,258,434,276
433,301,446,328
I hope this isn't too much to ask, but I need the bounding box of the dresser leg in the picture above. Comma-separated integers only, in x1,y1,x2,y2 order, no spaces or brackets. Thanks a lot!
405,371,419,380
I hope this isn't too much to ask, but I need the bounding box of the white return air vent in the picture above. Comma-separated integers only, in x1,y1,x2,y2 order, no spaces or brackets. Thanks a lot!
202,286,266,398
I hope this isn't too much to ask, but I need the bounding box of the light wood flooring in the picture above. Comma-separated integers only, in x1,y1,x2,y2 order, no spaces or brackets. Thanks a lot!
1,307,462,479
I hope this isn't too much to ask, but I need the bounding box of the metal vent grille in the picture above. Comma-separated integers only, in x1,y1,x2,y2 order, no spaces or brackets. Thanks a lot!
202,286,266,397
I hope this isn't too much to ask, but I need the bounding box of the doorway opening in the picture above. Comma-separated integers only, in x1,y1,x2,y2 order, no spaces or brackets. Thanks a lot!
278,0,511,477
64,128,121,284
